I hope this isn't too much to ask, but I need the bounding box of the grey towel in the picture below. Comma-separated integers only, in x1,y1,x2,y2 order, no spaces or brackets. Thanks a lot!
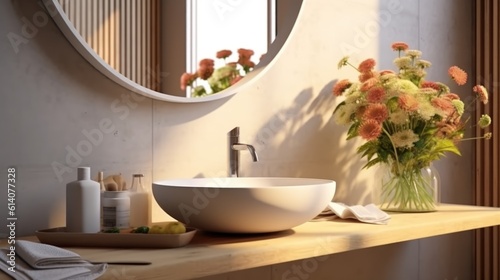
0,240,107,280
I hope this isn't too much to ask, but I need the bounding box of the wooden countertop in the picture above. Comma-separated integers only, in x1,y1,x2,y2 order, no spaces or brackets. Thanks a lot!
3,204,500,280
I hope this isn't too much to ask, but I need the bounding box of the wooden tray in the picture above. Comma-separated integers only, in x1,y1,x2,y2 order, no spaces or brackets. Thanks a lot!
35,227,197,248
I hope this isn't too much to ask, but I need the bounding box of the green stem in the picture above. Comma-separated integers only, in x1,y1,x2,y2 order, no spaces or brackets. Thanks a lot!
382,127,400,175
380,165,437,212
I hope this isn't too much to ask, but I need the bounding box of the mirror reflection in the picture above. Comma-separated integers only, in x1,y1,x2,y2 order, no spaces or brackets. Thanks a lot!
56,0,302,99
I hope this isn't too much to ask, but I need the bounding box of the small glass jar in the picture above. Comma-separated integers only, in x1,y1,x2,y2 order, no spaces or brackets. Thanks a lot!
101,191,130,229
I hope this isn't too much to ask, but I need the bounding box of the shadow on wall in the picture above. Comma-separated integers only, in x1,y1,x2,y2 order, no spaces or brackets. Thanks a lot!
247,80,373,205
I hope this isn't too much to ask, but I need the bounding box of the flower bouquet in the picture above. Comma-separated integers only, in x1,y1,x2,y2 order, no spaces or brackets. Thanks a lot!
180,48,256,97
333,42,492,212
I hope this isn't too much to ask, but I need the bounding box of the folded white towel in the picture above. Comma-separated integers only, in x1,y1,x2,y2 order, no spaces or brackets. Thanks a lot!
0,240,107,280
327,202,391,225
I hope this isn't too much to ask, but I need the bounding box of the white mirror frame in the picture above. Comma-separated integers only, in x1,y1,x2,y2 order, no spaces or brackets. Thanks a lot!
42,0,303,103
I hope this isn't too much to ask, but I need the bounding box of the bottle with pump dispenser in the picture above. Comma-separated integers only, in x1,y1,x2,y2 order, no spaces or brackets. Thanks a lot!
66,167,101,233
129,174,152,227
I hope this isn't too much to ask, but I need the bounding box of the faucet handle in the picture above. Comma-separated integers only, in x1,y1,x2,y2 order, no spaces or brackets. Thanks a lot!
229,127,240,137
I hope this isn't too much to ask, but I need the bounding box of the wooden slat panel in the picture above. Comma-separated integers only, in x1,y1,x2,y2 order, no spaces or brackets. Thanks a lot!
474,0,500,279
59,0,160,90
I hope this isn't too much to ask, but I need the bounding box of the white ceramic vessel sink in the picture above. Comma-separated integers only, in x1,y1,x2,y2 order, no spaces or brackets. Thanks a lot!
152,177,336,233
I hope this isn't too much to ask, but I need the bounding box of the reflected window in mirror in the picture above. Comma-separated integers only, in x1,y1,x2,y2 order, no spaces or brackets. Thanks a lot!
178,0,274,97
52,0,302,101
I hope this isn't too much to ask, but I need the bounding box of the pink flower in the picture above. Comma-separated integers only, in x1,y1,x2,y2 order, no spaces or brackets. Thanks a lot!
363,103,388,124
366,86,385,103
398,94,419,112
358,119,382,141
448,66,467,86
333,79,352,96
358,59,376,73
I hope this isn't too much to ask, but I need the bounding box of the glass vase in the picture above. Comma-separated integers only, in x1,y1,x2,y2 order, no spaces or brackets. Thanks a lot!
378,162,440,212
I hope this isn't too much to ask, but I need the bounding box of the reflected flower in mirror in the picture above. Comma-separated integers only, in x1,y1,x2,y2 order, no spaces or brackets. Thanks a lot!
180,48,257,97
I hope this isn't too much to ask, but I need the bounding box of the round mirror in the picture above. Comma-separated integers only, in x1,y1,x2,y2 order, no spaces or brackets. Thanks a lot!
42,0,303,103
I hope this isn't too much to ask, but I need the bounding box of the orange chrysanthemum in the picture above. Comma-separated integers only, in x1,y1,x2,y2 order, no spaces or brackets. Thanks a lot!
332,79,352,96
442,93,460,101
358,71,378,83
180,72,197,90
391,42,409,51
363,103,388,124
358,119,382,141
366,86,385,103
237,48,254,60
398,94,419,112
432,97,455,116
197,58,215,80
238,59,255,69
355,106,367,120
360,77,378,91
421,81,440,91
379,70,395,75
199,58,214,68
473,85,489,104
448,66,467,86
216,49,232,59
436,121,462,140
358,58,376,73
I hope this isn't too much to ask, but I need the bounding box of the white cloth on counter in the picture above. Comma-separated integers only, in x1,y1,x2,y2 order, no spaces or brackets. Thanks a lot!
0,240,107,280
326,202,391,225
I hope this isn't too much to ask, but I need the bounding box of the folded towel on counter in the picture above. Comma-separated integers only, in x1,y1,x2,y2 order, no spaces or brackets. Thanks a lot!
0,240,107,280
325,202,391,225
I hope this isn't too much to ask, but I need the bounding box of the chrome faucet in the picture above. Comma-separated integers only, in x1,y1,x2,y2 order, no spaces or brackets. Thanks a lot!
228,127,259,177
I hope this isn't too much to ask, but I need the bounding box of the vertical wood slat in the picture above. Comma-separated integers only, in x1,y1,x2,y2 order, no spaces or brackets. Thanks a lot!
474,0,500,279
58,0,160,91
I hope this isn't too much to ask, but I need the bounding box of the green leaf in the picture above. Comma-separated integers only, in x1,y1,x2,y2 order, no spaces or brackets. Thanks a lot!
346,122,360,140
332,101,346,115
363,157,383,169
357,141,378,160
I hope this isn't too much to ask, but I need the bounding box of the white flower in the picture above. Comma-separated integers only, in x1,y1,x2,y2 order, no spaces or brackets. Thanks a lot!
393,57,412,68
391,129,419,148
417,99,436,121
334,103,356,125
389,110,409,125
405,49,422,58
